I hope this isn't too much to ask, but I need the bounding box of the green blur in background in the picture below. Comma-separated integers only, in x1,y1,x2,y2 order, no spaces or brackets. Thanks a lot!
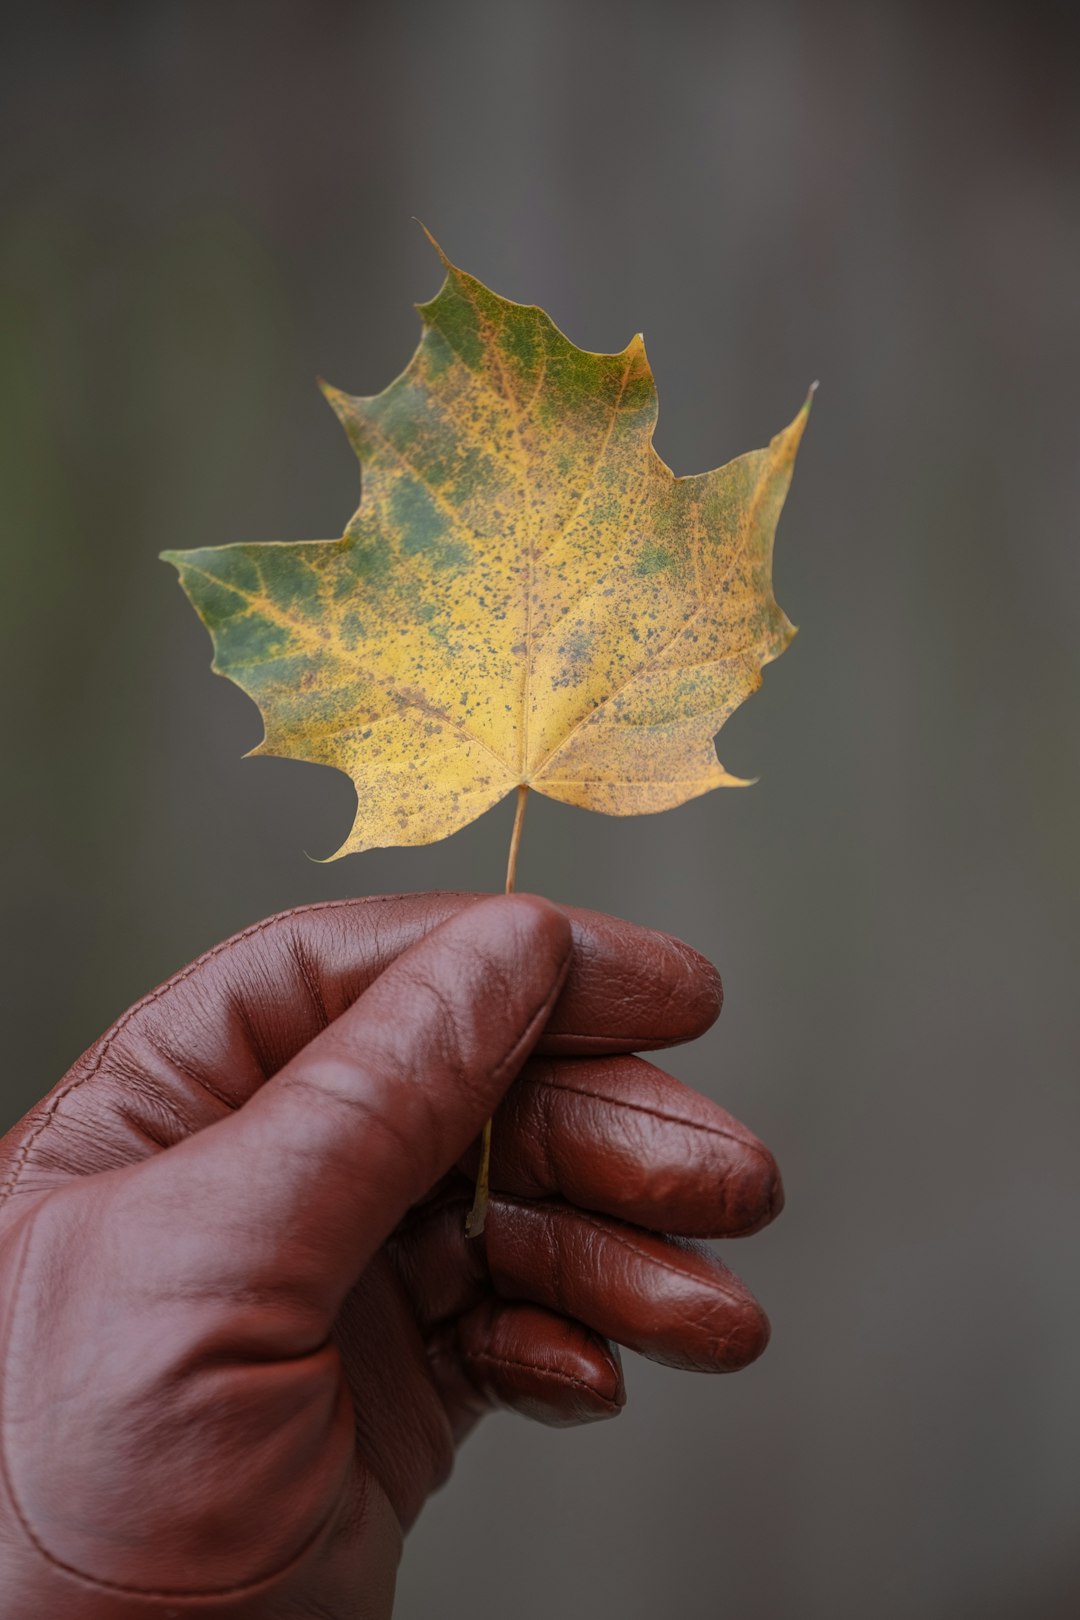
2,3,1078,1617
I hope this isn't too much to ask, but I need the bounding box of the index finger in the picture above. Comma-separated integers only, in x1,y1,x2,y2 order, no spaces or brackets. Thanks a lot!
6,893,724,1193
100,890,722,1099
256,891,723,1054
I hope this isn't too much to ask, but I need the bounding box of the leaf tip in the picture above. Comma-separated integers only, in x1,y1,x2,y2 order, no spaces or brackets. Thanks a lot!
318,377,355,427
305,828,365,863
801,380,819,418
773,389,816,459
412,217,453,270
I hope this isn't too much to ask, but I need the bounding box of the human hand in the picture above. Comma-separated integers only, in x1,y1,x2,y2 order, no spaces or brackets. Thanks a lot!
0,893,782,1618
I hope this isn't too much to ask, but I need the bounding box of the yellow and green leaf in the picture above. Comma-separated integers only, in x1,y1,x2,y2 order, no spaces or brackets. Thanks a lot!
163,241,810,856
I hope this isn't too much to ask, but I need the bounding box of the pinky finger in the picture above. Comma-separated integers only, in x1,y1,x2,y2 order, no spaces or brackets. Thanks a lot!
428,1299,625,1441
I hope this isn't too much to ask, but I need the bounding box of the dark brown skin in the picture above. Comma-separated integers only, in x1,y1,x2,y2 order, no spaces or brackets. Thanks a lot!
0,893,782,1618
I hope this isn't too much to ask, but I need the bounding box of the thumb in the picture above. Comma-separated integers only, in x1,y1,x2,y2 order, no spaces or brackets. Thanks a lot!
138,894,571,1320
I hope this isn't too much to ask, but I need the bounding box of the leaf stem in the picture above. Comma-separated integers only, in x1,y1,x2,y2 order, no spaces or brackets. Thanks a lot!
505,783,529,895
465,785,530,1239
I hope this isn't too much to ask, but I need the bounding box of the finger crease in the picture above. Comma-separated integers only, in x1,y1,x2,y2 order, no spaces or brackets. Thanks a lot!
499,1197,749,1307
467,1349,619,1409
532,1077,749,1148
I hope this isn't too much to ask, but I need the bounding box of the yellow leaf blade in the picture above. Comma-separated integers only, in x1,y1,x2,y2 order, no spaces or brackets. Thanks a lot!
164,243,811,855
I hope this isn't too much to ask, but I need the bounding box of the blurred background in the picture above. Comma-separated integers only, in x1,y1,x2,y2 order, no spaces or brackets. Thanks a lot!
2,2,1078,1616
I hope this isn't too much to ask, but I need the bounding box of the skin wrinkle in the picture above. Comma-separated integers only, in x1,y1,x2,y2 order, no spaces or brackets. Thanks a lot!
472,949,519,1041
112,1060,221,1145
402,1256,488,1342
287,929,332,1031
493,1195,755,1318
484,958,574,1090
276,1068,424,1173
169,1322,341,1381
110,1107,171,1155
465,1349,622,1413
393,968,482,1111
227,983,279,1081
639,975,682,1049
534,1065,562,1194
544,1195,568,1321
526,1068,759,1153
141,1035,241,1114
271,1595,344,1620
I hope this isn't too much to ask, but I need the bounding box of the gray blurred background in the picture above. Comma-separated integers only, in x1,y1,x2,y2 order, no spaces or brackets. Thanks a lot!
2,2,1078,1616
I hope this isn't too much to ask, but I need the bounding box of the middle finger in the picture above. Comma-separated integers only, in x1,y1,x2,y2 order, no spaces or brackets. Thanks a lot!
474,1053,784,1239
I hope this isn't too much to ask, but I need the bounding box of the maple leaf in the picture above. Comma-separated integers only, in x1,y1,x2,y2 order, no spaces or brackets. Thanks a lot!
163,241,810,859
